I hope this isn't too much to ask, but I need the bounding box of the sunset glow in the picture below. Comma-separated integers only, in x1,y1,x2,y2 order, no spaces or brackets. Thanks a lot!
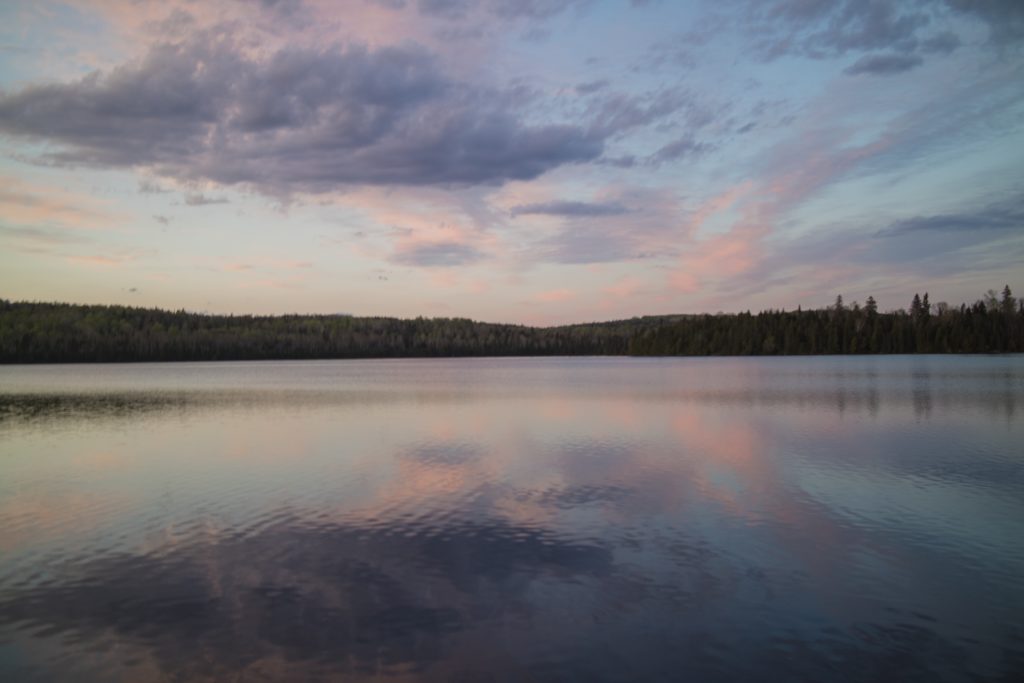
1,1,1022,323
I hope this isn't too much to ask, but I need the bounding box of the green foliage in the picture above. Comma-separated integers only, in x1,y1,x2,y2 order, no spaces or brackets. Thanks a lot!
0,287,1021,363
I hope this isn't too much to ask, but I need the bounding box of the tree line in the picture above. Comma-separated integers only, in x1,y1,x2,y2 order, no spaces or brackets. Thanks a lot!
629,288,1022,355
0,286,1020,363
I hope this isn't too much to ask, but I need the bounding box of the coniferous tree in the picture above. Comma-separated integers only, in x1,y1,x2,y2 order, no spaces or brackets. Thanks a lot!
1002,285,1016,315
911,293,922,319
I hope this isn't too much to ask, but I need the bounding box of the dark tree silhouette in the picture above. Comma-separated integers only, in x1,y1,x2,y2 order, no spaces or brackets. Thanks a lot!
1,287,1021,363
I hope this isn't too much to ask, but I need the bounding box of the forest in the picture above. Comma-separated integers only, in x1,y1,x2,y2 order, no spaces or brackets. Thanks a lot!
0,287,1021,363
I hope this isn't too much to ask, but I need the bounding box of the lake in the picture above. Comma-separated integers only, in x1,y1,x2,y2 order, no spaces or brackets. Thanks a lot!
1,356,1022,682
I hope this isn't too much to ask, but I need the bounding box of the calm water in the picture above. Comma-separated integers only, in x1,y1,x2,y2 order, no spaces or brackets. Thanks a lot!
0,356,1022,682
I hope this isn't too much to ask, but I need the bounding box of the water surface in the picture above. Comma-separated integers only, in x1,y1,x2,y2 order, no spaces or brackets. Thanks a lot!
1,356,1022,681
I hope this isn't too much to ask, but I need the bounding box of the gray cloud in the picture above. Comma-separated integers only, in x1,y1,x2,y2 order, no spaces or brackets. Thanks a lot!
597,154,638,168
525,188,680,265
138,179,169,194
844,53,923,76
732,0,996,70
724,197,1024,300
418,0,472,18
391,241,485,266
944,0,1024,45
417,0,591,21
575,79,609,95
920,31,961,54
510,200,629,217
874,203,1024,237
0,35,603,194
648,136,714,165
183,192,229,206
538,223,637,264
411,0,592,24
736,0,1024,71
490,0,591,20
742,0,929,61
586,88,691,137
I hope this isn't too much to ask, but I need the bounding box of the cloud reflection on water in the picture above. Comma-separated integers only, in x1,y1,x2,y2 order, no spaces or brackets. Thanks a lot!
0,357,1022,681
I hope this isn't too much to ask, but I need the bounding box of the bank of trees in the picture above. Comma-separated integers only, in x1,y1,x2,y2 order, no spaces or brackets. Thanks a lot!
0,301,666,362
0,287,1020,362
629,287,1023,355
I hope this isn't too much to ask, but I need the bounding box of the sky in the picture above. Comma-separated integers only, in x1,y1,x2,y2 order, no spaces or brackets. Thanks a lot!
0,0,1022,325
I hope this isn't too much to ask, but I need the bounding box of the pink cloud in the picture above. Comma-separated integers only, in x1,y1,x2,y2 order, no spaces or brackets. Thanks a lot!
219,259,313,273
664,115,904,304
668,272,699,294
0,175,127,231
429,270,461,289
684,181,753,237
536,288,575,303
330,186,503,269
66,250,149,267
601,276,645,300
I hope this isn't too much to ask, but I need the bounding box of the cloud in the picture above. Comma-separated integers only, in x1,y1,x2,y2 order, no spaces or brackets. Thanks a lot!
698,194,1024,310
648,136,714,165
183,192,229,206
391,240,485,266
510,200,629,217
138,179,169,193
417,0,473,17
843,52,923,75
526,187,683,265
416,0,592,21
66,250,150,267
920,31,961,54
220,258,313,272
586,87,693,138
874,202,1024,237
0,225,89,247
944,0,1024,45
489,0,592,20
0,34,604,194
0,176,125,230
536,288,574,302
734,0,1019,76
153,215,170,225
731,0,1008,70
538,224,638,264
575,79,609,95
596,155,637,168
741,0,930,61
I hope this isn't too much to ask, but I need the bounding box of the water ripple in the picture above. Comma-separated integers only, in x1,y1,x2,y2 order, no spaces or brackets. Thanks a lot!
1,356,1022,681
